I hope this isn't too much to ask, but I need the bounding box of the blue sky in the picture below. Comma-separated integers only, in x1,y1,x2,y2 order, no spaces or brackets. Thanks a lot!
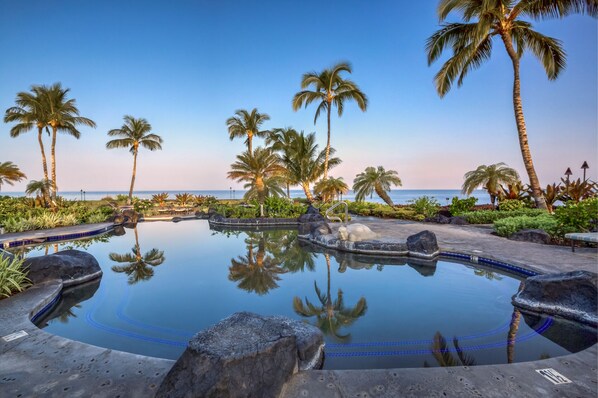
0,1,596,192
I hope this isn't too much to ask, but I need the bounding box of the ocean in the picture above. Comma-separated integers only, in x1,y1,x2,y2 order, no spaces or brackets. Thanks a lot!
2,189,491,205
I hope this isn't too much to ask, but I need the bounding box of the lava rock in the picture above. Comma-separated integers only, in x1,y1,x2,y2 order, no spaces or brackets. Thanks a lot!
298,205,325,224
406,230,439,256
209,213,225,223
156,312,324,398
425,214,451,224
111,225,126,236
23,250,102,286
449,216,468,225
512,270,597,326
121,209,140,224
509,229,551,244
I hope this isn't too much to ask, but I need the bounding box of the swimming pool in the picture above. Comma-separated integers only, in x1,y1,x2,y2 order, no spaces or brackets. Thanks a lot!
20,221,596,369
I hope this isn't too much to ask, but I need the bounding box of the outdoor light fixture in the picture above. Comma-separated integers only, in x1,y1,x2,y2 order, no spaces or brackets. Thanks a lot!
581,161,589,181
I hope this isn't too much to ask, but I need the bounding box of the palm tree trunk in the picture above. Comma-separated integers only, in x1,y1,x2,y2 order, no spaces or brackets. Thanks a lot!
247,131,253,155
374,184,394,206
50,126,58,203
323,103,331,180
37,127,51,206
128,148,138,205
287,182,290,198
500,33,547,210
301,182,315,202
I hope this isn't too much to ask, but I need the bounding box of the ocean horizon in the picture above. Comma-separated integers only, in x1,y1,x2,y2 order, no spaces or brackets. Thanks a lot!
2,189,492,205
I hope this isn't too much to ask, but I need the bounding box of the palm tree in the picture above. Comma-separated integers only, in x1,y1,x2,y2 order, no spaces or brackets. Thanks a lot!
0,161,27,192
314,176,349,202
226,108,270,154
293,254,367,342
284,132,341,202
292,62,368,179
265,127,300,197
227,147,286,215
38,83,96,201
25,179,53,207
109,227,165,284
353,166,402,206
4,87,51,203
106,116,163,205
462,163,520,205
426,1,596,210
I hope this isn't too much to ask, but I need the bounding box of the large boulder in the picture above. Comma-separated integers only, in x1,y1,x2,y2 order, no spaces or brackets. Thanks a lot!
406,230,439,256
156,312,324,398
23,250,102,286
512,270,597,326
509,229,551,245
122,208,140,224
449,216,468,225
298,205,325,224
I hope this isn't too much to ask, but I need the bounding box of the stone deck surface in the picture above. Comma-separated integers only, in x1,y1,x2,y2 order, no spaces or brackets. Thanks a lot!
0,219,596,397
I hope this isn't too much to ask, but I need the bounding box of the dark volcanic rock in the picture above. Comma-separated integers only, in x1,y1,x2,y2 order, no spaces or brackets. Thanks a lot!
209,213,225,223
512,270,597,326
406,230,439,255
122,209,140,224
298,205,325,224
111,225,126,236
449,216,468,225
509,229,551,244
24,250,102,286
425,214,451,224
156,312,323,398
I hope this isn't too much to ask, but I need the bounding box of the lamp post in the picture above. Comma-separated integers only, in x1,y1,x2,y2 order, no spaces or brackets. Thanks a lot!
581,161,589,181
80,189,83,201
565,167,572,185
229,187,232,199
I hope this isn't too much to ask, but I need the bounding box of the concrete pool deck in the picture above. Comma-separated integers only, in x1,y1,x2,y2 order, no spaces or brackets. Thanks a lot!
0,219,596,397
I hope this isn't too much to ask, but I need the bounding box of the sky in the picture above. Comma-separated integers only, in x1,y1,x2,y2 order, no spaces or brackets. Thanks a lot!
0,0,596,192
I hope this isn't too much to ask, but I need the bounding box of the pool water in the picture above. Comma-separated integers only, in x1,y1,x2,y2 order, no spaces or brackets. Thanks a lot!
20,221,596,369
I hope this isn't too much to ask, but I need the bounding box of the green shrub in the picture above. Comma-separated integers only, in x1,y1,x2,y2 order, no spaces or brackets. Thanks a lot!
449,197,477,216
553,197,598,235
263,196,306,218
498,199,525,211
0,255,31,299
409,196,440,218
461,208,547,224
494,214,558,237
133,198,154,213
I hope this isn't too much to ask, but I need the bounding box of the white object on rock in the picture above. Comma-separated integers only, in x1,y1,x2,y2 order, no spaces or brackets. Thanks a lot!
337,223,378,242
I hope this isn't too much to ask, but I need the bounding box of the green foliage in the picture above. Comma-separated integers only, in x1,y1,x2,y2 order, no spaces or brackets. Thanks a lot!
194,195,218,207
409,196,440,218
498,199,525,211
0,255,31,299
461,208,547,224
494,214,558,237
560,178,598,203
213,204,259,219
151,193,169,207
346,201,424,221
133,198,154,213
115,194,129,203
449,196,477,216
553,198,598,235
263,196,307,218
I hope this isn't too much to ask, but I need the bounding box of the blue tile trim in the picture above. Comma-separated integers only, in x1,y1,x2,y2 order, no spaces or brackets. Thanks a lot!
440,251,539,277
6,225,112,248
30,291,62,323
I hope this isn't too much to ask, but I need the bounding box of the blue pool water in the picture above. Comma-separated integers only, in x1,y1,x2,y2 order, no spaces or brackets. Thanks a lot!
21,221,595,369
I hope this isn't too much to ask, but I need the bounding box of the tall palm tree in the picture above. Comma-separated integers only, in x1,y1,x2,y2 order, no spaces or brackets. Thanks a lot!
265,127,300,197
426,0,596,210
226,108,270,154
314,176,349,202
462,163,520,205
284,132,341,202
106,116,163,205
293,254,367,342
109,227,165,284
0,161,26,192
353,166,402,206
25,179,53,207
227,147,286,215
292,62,368,180
39,83,96,201
4,87,51,203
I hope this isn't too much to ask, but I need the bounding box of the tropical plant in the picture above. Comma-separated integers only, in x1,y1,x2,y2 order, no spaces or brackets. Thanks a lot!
409,196,441,218
25,179,53,207
494,213,557,237
292,61,368,179
106,116,163,205
266,127,300,197
449,196,477,216
226,108,270,154
553,197,598,235
175,193,193,207
262,196,306,218
499,181,528,201
109,227,165,284
314,176,349,202
427,0,596,209
353,166,402,206
0,255,31,299
498,199,526,211
194,195,218,207
462,163,520,206
461,208,546,224
560,178,597,203
151,192,169,207
283,132,341,202
0,161,26,192
543,183,563,213
228,147,286,215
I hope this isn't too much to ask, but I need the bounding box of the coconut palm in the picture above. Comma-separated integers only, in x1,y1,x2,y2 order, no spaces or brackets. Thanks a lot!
293,254,367,342
25,179,53,207
0,161,27,192
292,62,368,180
106,116,163,205
462,163,520,205
109,227,165,284
38,83,96,201
314,176,349,202
426,0,596,210
4,87,51,203
226,108,270,154
353,166,402,206
266,127,300,197
284,132,341,202
227,147,286,215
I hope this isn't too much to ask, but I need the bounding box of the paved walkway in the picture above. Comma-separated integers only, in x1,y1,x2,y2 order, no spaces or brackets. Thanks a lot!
0,223,114,249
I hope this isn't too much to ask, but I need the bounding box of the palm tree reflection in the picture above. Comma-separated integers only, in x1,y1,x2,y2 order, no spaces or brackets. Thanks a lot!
293,254,367,342
109,226,165,284
425,332,477,367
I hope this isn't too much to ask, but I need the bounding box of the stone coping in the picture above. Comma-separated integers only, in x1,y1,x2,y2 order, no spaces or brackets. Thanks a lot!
0,222,114,249
209,217,300,227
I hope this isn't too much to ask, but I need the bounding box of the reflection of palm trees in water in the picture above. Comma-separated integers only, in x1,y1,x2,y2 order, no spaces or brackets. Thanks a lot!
109,226,165,284
425,332,477,367
228,232,287,295
473,268,503,281
507,309,521,364
58,305,81,323
269,230,316,273
293,254,367,342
